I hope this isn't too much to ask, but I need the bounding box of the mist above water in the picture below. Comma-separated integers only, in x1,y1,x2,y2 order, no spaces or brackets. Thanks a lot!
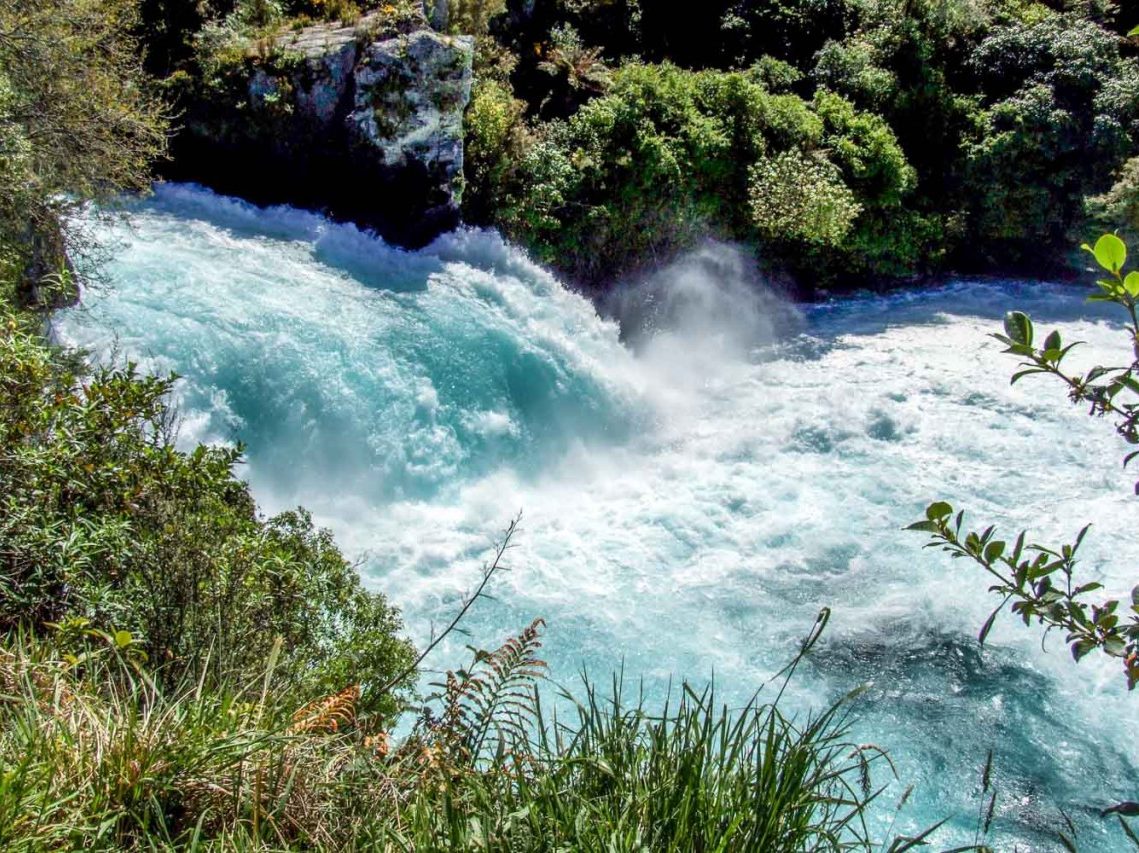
58,185,1139,849
604,241,800,352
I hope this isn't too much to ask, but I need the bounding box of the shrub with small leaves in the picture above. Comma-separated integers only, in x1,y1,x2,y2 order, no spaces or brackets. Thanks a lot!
0,314,415,718
749,150,862,247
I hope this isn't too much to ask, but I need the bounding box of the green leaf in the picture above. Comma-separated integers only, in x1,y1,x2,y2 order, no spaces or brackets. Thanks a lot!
1092,234,1127,274
1003,342,1035,357
114,630,133,648
1130,25,1139,37
1125,272,1139,297
1116,375,1139,396
1010,369,1044,384
978,606,1000,646
1043,330,1061,351
1003,311,1033,346
906,520,940,533
983,541,1005,562
925,501,953,521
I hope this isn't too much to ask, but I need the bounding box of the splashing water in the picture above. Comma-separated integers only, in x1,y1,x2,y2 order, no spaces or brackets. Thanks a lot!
57,184,1139,849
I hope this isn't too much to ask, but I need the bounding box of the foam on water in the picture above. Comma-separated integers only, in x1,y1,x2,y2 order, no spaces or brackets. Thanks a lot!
58,184,1139,850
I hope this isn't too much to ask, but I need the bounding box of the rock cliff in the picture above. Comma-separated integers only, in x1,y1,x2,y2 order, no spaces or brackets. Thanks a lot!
172,8,473,247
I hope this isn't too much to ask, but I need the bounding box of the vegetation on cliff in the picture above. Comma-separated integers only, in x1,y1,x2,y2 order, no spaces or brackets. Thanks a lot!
139,0,1139,290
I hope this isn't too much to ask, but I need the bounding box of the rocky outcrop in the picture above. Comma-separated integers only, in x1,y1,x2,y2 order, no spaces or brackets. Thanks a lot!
350,29,470,191
16,217,78,311
172,10,473,247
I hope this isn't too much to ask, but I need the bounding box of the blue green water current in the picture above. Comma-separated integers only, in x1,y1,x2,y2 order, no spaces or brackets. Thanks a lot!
57,184,1139,850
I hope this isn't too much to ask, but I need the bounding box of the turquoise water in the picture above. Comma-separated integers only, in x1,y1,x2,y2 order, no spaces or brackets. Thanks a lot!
58,184,1139,850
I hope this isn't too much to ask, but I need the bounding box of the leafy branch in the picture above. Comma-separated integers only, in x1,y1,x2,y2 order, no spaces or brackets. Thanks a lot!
992,235,1139,490
910,234,1139,691
908,503,1139,687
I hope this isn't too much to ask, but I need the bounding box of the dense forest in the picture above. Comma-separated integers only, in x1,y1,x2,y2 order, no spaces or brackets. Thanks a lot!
3,0,1139,849
144,0,1139,291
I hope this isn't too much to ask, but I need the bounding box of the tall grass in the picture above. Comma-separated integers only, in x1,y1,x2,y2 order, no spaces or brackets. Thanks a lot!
393,679,887,851
0,613,939,851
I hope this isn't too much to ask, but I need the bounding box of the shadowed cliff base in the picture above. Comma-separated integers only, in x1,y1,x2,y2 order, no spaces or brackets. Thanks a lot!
168,11,472,248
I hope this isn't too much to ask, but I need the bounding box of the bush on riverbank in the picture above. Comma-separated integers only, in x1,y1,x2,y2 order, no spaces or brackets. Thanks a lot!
0,603,901,850
464,0,1139,287
489,62,915,287
0,314,417,718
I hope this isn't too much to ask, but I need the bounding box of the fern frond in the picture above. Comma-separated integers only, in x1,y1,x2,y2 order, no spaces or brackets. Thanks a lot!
290,684,360,735
428,618,547,766
463,618,546,762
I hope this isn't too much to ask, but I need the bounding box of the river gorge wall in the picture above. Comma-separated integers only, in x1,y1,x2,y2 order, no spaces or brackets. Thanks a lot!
170,6,473,248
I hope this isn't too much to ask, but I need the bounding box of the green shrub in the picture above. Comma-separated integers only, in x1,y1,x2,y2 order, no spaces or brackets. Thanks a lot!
0,316,415,718
956,15,1139,259
805,3,1139,272
499,62,917,286
718,0,856,69
961,83,1075,249
499,63,737,284
0,0,167,307
749,150,862,247
462,79,532,224
536,23,612,119
1087,155,1139,245
748,55,805,93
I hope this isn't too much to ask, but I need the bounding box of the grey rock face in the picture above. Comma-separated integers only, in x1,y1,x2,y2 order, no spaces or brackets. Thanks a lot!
290,26,358,124
351,31,472,187
179,16,473,246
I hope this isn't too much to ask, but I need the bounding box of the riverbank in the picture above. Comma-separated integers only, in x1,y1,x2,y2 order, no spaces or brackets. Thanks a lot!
152,1,1139,296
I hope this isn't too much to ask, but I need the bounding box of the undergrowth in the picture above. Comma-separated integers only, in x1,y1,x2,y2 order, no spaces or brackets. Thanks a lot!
0,611,932,851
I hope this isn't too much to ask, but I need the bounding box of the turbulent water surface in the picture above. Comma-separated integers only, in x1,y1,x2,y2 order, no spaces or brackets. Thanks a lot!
58,185,1139,849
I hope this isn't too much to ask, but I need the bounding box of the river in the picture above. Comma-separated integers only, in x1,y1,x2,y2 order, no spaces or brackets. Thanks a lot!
57,184,1139,850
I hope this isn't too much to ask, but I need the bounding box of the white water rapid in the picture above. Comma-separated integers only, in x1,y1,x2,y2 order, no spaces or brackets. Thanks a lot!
56,184,1139,849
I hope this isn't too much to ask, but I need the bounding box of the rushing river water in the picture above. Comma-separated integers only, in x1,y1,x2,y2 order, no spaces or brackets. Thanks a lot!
57,184,1139,850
